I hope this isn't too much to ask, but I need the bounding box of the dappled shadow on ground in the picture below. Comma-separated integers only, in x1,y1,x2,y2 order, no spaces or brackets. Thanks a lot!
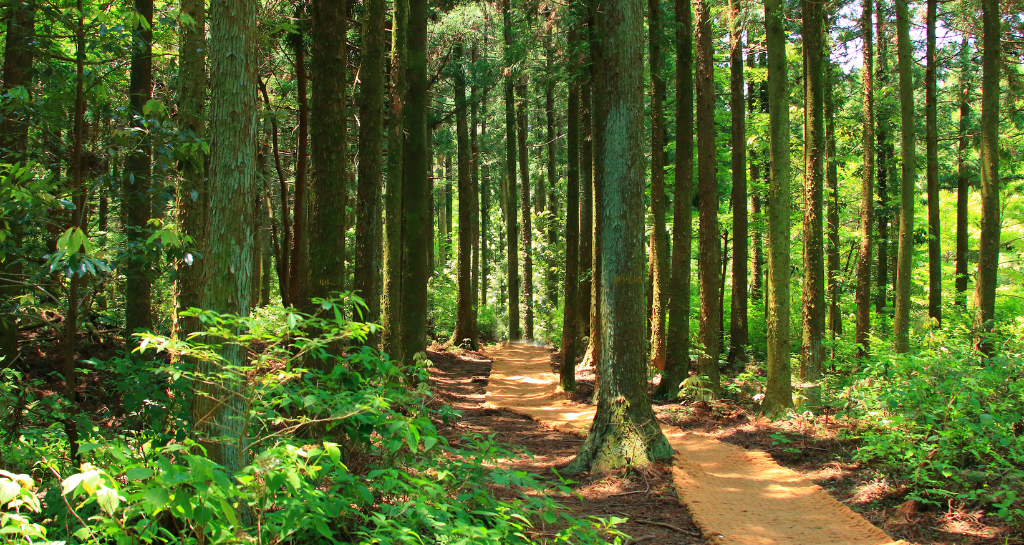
427,347,705,545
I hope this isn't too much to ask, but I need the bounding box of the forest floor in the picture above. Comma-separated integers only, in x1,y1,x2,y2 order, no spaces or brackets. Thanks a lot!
426,343,1021,545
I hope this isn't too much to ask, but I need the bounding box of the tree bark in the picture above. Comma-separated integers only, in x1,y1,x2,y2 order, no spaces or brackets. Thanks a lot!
892,0,916,354
0,0,35,366
761,0,793,416
545,22,559,307
695,0,720,393
855,0,874,358
192,0,258,474
648,0,668,371
356,0,385,340
954,37,970,307
399,0,430,365
517,82,535,339
124,0,154,341
382,0,407,356
308,0,348,331
826,58,841,341
566,0,672,473
801,0,825,405
503,0,521,340
727,0,747,366
582,1,605,373
875,0,890,315
561,75,581,392
655,0,692,400
290,16,309,310
975,0,1000,356
578,81,593,354
924,0,940,326
451,44,477,349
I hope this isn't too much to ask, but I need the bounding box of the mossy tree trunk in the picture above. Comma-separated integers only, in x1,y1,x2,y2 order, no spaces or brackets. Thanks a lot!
761,0,793,416
892,0,916,354
647,0,668,371
567,0,672,473
727,0,747,366
382,0,407,357
855,0,873,358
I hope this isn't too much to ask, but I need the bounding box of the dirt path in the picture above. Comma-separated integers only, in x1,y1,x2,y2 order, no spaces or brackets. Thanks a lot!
483,343,908,545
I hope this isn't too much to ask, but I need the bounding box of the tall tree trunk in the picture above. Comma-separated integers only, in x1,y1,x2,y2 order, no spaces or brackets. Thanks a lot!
875,0,890,315
801,0,825,405
290,17,309,310
356,0,385,340
309,0,348,330
826,59,841,341
655,0,692,399
480,91,490,311
517,83,535,339
0,0,35,366
584,1,606,375
761,0,793,416
174,0,210,327
566,0,672,473
577,81,593,352
399,0,429,365
471,49,481,339
545,22,559,308
924,0,940,325
695,0,720,393
451,44,477,349
648,0,668,370
258,78,291,306
892,0,916,354
124,0,154,341
954,37,970,307
561,75,581,392
975,0,1000,356
855,0,874,358
503,0,521,340
383,0,407,356
748,46,764,304
192,0,258,474
727,0,747,365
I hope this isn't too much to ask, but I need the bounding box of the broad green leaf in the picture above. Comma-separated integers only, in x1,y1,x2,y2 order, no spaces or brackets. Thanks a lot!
96,486,119,514
126,467,154,481
0,479,20,505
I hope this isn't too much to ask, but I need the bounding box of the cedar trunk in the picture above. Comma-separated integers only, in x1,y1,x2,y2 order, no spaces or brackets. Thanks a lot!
892,0,916,354
975,0,1000,356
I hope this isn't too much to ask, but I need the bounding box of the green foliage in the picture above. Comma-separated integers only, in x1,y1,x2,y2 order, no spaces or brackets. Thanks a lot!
839,320,1024,521
0,303,626,543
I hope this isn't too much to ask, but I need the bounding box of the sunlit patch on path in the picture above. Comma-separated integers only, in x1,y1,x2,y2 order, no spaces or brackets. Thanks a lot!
483,343,909,545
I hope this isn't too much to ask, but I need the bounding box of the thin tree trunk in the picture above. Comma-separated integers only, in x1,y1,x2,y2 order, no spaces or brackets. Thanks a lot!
655,0,692,400
826,59,841,341
955,37,970,307
382,0,406,354
290,17,309,310
258,78,291,306
975,0,1000,356
875,0,890,315
356,0,385,340
503,0,521,340
761,0,793,415
727,0,747,365
124,0,154,340
545,22,559,307
451,44,477,349
855,0,874,358
892,0,916,354
648,0,668,370
748,44,764,303
924,0,940,326
583,1,605,375
517,82,535,339
695,0,720,392
471,48,481,339
561,73,581,392
577,80,593,351
192,0,258,475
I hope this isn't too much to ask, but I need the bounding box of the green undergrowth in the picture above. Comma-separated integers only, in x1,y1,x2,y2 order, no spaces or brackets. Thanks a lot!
0,297,628,544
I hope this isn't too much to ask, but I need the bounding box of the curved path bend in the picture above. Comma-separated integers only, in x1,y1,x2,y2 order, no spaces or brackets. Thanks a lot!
482,343,907,545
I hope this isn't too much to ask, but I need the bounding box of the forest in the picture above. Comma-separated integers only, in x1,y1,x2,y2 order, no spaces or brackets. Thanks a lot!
0,0,1023,541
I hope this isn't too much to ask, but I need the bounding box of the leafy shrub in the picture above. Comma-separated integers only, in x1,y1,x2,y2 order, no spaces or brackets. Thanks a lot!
0,297,627,543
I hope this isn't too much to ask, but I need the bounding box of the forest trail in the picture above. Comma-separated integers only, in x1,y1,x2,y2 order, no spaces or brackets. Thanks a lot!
482,343,908,545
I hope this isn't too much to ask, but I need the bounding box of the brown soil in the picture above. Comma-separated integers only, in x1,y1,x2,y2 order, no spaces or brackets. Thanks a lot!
428,346,705,544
